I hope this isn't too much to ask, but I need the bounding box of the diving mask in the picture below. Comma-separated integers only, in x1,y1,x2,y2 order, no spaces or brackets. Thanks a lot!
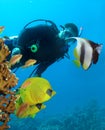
59,23,79,40
59,29,73,40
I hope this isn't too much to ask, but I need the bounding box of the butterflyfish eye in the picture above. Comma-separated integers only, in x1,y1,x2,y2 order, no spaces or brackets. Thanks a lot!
31,44,38,53
46,89,53,96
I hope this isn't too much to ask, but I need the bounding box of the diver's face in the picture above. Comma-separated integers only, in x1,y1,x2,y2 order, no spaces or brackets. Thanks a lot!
59,29,73,39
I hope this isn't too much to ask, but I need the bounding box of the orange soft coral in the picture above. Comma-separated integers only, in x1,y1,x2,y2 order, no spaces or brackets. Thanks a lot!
0,39,10,63
0,38,18,130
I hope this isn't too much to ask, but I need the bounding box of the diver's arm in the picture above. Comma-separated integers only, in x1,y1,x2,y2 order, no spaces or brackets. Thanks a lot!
4,35,21,56
8,35,18,39
4,35,18,42
4,35,18,49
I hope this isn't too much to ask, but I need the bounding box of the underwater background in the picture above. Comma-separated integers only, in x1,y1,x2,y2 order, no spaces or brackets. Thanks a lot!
0,0,105,129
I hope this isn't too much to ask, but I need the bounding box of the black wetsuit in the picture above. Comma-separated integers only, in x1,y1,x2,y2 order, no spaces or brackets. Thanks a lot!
6,23,69,76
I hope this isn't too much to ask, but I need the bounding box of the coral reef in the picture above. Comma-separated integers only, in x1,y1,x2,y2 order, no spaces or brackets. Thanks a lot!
61,101,101,130
0,38,18,130
36,101,105,130
7,100,105,130
38,117,63,130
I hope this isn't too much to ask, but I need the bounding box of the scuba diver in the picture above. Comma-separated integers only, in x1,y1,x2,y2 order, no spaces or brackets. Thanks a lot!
4,19,81,77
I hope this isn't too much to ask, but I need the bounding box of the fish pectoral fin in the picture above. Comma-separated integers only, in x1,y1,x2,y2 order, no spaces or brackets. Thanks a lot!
73,48,79,59
73,59,81,68
30,113,36,118
16,103,29,117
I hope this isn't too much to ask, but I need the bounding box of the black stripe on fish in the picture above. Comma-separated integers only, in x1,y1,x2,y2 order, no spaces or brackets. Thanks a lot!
46,89,53,96
36,103,42,110
93,47,99,64
87,40,99,49
80,43,85,66
87,40,102,64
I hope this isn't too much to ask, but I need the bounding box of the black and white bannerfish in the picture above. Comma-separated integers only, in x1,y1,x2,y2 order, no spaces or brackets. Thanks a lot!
66,37,103,70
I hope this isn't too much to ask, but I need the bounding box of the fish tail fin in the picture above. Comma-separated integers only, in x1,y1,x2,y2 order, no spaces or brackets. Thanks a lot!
92,44,103,64
95,44,103,54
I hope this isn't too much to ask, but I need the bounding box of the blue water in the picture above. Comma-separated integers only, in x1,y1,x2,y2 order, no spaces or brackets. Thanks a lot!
1,0,105,129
